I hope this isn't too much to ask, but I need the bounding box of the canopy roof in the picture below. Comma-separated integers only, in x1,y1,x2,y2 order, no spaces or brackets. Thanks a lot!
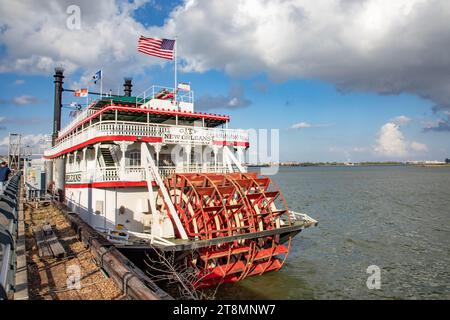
57,96,230,141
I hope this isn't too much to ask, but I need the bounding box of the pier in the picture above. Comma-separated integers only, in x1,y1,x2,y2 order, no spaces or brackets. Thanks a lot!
1,175,172,300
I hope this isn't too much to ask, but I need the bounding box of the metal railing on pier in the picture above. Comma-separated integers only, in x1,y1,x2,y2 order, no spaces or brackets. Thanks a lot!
0,171,21,300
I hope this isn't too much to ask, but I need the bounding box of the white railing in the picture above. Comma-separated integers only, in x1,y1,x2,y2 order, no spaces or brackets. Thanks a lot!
58,85,196,139
288,210,318,228
135,85,194,106
159,166,175,178
65,165,234,184
46,120,249,157
96,167,120,182
127,231,175,246
58,108,97,138
124,167,146,181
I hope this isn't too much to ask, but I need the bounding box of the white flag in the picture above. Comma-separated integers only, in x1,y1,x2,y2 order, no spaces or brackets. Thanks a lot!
177,82,190,91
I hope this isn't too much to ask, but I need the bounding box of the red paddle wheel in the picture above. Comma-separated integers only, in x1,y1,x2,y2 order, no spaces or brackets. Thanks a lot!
157,172,294,287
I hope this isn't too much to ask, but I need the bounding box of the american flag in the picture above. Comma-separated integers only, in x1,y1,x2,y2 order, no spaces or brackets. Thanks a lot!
138,36,175,60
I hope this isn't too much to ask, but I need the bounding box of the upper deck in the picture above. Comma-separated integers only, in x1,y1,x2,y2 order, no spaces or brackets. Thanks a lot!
44,89,249,159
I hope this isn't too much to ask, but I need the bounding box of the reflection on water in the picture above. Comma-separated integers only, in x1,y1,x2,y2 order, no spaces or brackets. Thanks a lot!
215,166,450,300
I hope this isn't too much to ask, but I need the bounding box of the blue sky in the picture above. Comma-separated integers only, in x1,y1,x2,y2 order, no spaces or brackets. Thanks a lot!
0,0,449,162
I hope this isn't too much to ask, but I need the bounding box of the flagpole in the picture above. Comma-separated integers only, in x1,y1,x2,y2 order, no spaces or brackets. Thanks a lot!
174,36,177,105
100,68,103,99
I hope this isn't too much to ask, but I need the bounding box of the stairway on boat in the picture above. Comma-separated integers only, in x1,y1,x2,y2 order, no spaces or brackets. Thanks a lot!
100,146,116,167
99,145,119,181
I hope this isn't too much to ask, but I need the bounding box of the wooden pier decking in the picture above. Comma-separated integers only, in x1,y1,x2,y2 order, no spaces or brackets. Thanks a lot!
24,202,124,300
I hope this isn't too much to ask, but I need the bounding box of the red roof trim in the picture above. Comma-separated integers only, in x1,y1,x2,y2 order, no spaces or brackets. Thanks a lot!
65,181,154,188
213,140,250,148
57,104,230,141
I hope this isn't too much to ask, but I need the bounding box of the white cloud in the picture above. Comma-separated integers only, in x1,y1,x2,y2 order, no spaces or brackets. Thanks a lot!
196,86,251,110
14,79,25,85
0,134,49,146
391,115,412,126
0,95,40,105
290,122,331,129
24,134,49,145
423,116,450,132
159,0,450,112
0,133,50,155
374,122,428,157
0,0,169,89
374,122,408,157
410,141,428,152
291,122,312,129
2,0,450,114
12,95,39,105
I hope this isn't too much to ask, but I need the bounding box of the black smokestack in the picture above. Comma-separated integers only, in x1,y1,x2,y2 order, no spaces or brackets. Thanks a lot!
52,67,64,146
124,77,132,97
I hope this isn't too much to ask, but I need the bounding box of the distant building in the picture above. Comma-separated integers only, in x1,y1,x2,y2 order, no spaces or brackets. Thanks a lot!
406,160,447,165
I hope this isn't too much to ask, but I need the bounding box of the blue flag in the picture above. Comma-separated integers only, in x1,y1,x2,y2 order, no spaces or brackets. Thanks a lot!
92,70,102,84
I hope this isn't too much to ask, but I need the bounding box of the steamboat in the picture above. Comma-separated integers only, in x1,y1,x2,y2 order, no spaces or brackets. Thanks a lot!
42,68,317,288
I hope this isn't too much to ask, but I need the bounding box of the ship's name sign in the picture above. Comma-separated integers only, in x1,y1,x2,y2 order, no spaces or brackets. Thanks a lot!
66,173,82,183
162,127,213,144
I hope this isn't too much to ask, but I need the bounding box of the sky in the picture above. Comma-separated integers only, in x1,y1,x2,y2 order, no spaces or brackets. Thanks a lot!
0,0,449,162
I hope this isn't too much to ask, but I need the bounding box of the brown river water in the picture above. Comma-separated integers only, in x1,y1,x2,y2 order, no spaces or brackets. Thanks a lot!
215,166,450,299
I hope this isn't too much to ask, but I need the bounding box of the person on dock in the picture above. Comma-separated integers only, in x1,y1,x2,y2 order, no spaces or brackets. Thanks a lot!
0,161,11,193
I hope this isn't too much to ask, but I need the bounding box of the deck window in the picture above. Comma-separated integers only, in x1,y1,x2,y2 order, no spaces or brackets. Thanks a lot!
129,150,141,166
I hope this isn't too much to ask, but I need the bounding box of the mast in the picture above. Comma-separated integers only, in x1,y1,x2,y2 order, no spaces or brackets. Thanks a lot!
100,68,103,99
174,36,177,104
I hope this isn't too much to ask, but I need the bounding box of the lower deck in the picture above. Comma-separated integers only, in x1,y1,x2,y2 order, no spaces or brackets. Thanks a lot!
65,185,317,246
66,186,152,233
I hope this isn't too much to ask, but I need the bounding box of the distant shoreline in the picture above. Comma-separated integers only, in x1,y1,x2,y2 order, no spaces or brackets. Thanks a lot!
247,162,450,168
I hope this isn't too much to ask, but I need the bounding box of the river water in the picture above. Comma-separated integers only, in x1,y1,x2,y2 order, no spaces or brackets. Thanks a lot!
216,166,450,300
